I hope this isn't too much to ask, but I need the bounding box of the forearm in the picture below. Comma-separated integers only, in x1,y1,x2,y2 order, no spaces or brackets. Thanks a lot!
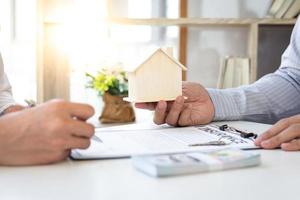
0,114,18,162
208,72,300,124
0,110,34,165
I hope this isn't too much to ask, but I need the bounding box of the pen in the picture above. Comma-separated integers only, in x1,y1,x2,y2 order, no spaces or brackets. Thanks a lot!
92,135,103,143
188,140,229,147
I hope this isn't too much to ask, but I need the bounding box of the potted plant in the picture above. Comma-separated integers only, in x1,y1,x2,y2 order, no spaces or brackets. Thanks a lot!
86,66,135,123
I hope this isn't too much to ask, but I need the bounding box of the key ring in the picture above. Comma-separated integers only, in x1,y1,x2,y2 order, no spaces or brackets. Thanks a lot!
219,124,258,139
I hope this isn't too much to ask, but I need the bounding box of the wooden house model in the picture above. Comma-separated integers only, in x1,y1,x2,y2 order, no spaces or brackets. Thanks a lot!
124,47,187,103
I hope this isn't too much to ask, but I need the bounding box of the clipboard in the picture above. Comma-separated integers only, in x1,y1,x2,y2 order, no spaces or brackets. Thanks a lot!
71,122,266,160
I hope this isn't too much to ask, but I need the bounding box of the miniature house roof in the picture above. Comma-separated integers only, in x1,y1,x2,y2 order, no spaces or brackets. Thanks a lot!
124,48,187,73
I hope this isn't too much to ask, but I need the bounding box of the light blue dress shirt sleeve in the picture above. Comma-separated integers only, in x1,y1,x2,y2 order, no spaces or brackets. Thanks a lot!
207,17,300,124
0,53,16,114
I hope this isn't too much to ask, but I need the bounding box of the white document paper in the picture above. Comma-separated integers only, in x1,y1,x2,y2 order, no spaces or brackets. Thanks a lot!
71,123,261,160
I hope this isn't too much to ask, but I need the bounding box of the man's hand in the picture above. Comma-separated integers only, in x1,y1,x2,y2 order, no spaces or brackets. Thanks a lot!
0,99,95,166
135,82,215,126
255,114,300,151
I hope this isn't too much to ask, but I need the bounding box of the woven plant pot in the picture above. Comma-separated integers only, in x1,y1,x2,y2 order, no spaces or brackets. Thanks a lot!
99,92,135,123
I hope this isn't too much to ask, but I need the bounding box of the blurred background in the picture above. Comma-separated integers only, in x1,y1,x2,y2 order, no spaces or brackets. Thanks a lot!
0,0,298,115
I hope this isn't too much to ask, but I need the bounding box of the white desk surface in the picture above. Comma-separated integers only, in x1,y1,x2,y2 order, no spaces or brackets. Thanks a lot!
1,119,300,200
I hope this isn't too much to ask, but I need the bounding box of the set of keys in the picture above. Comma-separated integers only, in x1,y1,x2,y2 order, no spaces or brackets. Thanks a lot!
188,124,258,147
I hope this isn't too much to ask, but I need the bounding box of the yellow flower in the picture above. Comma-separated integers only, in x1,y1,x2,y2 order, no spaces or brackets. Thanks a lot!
86,65,128,96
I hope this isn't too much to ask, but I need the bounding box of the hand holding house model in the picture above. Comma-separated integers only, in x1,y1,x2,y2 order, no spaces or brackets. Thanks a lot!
124,47,187,103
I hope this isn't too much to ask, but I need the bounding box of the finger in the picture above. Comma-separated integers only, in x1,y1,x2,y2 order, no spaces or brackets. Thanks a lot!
281,139,300,151
165,96,185,126
260,125,300,149
255,118,291,146
68,120,95,138
135,102,157,110
66,137,91,149
153,101,167,125
178,104,193,126
67,102,95,120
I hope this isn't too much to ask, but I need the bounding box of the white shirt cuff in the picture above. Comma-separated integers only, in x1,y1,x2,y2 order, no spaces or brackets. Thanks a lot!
0,102,17,115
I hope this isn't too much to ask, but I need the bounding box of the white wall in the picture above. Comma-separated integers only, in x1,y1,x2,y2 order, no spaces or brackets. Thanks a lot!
186,0,273,88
